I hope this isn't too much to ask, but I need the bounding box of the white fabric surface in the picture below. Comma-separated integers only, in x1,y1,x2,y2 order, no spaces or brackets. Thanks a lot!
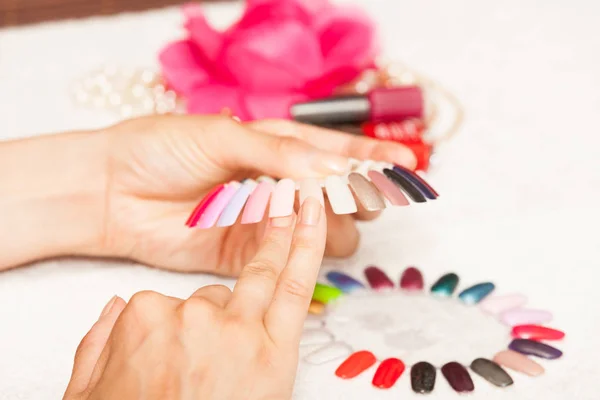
1,1,599,399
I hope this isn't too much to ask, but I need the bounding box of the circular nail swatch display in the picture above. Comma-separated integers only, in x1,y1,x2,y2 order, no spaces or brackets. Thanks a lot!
302,266,565,394
185,161,438,229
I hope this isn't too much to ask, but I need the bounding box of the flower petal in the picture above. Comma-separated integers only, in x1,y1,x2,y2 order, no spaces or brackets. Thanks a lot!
243,91,307,120
316,7,378,75
186,84,250,120
183,3,223,63
159,40,211,96
221,20,323,91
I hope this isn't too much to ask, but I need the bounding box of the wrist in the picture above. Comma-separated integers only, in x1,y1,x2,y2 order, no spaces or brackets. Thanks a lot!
0,129,112,269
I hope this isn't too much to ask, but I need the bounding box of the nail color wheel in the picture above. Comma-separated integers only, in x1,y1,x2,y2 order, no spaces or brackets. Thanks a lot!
302,266,565,394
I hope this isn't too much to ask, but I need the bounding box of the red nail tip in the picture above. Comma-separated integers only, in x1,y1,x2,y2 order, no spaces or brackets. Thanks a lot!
335,351,377,379
364,266,394,290
372,358,406,389
511,325,565,341
185,185,225,227
400,266,424,290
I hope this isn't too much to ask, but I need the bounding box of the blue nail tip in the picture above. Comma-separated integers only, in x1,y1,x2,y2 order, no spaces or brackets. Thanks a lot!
326,271,365,293
458,282,495,304
392,165,437,200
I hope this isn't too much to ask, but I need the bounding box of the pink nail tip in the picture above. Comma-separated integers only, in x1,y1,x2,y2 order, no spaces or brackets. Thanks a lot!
500,308,553,326
400,267,424,290
479,294,528,315
269,178,296,218
241,180,275,224
197,182,240,229
364,266,394,290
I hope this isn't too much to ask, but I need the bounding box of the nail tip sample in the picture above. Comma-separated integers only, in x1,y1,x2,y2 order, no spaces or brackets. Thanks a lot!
197,182,240,228
470,358,514,387
479,293,528,314
458,282,495,304
493,350,545,376
501,308,553,326
383,168,427,203
441,362,474,393
269,178,296,218
367,170,410,206
372,358,406,389
241,180,274,224
511,324,565,341
411,361,436,394
312,283,343,304
324,175,358,214
392,164,437,199
348,172,387,211
400,266,424,290
364,266,395,290
430,273,459,296
508,339,563,359
326,271,365,293
335,351,377,379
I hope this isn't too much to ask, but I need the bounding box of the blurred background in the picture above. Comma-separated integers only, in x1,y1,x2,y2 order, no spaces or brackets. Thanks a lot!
1,0,599,399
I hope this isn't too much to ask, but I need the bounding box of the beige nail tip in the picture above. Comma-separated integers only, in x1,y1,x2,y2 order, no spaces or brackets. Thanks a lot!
299,178,325,207
493,350,545,377
347,172,386,211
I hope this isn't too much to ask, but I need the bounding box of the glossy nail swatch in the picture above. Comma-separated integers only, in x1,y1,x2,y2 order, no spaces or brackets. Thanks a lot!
348,172,386,211
383,168,426,203
511,325,565,341
470,358,513,387
299,178,324,207
501,308,552,326
431,273,459,296
479,293,527,314
300,329,334,346
364,266,394,290
441,362,474,393
393,165,437,199
308,300,325,315
304,342,352,365
400,266,424,290
372,358,405,389
241,180,275,224
411,361,436,394
458,282,495,305
335,351,377,379
324,175,358,214
312,283,343,304
216,180,257,227
493,350,544,376
186,184,224,227
508,339,563,359
326,271,365,293
197,182,240,228
269,178,296,218
367,170,409,205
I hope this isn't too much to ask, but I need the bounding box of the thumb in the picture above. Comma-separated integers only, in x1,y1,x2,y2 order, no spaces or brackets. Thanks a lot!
63,296,126,399
206,118,351,179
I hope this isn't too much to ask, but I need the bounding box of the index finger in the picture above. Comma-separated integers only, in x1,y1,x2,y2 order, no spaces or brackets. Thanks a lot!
264,197,327,346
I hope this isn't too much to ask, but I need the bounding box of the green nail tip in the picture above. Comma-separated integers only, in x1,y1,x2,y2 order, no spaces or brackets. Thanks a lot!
430,273,459,297
312,283,343,304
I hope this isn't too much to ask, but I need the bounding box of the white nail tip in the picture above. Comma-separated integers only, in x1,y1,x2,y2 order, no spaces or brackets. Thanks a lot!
303,342,353,365
300,329,334,346
324,176,358,214
479,294,528,315
500,308,553,326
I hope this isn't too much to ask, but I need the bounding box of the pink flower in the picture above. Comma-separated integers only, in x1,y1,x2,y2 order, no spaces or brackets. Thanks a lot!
159,0,378,120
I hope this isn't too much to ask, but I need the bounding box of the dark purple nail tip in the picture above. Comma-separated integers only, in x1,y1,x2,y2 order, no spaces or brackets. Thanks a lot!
383,168,427,203
508,339,563,359
441,362,474,393
364,265,395,290
393,165,438,199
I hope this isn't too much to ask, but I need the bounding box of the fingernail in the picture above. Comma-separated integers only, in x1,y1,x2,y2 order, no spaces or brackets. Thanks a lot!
99,295,117,319
313,153,350,175
270,214,294,228
300,196,322,226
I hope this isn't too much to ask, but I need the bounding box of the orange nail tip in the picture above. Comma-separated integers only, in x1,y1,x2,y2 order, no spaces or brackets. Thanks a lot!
335,351,377,379
308,300,325,315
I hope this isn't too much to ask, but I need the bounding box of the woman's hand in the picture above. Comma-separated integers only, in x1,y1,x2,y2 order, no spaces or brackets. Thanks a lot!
64,198,326,400
0,114,415,273
103,115,415,275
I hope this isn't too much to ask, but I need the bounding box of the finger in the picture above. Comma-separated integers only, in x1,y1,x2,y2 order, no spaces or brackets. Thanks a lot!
203,117,350,179
324,201,360,258
248,119,417,169
265,197,327,345
228,213,296,318
64,296,126,398
189,284,233,308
